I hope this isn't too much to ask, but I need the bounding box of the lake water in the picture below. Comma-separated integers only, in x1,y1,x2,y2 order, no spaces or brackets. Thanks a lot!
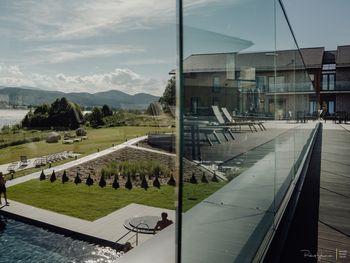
0,109,29,129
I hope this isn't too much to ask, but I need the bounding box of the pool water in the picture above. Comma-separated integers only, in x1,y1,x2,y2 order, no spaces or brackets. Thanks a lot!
0,216,121,263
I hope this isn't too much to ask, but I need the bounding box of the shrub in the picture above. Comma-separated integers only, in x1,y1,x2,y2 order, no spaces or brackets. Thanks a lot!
190,172,197,184
62,170,69,183
141,175,148,191
167,174,176,186
201,172,209,183
86,175,94,186
153,174,161,189
39,170,46,181
74,173,82,185
112,174,120,189
211,172,219,182
125,174,133,190
50,170,56,182
99,174,106,188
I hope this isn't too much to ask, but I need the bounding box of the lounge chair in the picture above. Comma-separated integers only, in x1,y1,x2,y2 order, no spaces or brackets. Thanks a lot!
211,106,256,132
221,107,266,131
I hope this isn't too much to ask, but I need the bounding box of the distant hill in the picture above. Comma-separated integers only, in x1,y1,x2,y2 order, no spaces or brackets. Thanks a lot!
0,87,159,109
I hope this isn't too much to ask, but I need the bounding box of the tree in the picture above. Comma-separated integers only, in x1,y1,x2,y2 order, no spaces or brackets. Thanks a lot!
102,104,113,117
201,172,209,183
153,174,161,189
86,174,94,186
190,172,198,184
125,174,133,190
62,170,69,183
99,174,107,188
167,174,176,186
90,107,104,127
112,174,120,189
39,170,46,181
211,172,219,182
141,175,148,191
50,170,56,182
74,172,82,185
159,76,176,106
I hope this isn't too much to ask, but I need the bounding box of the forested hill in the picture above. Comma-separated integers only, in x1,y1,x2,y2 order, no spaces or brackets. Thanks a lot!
0,87,159,109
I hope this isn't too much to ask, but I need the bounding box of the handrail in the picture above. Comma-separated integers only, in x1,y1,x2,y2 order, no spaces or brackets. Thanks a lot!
115,221,153,247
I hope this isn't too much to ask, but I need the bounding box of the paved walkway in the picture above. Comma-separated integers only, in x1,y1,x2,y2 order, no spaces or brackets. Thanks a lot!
317,123,350,262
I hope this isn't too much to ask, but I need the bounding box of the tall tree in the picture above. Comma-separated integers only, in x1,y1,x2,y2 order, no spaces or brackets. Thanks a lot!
159,76,176,106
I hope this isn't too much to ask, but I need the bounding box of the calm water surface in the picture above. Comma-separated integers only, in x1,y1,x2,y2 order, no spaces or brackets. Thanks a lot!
0,109,28,129
0,217,121,263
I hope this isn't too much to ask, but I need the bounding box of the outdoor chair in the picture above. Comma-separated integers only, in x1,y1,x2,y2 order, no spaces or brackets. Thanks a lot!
221,107,266,131
211,106,256,132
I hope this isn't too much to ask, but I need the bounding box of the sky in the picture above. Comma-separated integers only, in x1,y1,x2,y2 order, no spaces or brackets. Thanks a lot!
0,0,349,95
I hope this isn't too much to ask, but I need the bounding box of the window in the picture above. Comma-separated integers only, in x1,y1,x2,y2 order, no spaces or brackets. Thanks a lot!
268,76,285,92
309,101,316,114
212,77,221,93
256,76,267,92
322,74,335,90
322,64,336,70
328,101,335,114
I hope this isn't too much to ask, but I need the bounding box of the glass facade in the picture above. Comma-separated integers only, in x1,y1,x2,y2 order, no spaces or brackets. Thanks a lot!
178,0,318,262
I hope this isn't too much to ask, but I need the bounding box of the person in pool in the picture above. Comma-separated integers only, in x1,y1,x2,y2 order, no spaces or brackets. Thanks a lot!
0,173,9,206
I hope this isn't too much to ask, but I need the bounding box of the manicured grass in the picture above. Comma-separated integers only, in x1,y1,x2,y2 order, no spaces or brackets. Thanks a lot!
8,180,176,221
183,181,227,212
0,126,174,165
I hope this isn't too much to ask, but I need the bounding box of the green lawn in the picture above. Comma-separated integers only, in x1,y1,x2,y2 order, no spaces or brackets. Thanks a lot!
0,126,174,165
8,180,225,221
8,180,176,221
183,182,227,211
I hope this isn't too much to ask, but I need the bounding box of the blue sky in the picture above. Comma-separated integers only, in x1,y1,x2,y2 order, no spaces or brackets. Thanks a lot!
0,0,349,95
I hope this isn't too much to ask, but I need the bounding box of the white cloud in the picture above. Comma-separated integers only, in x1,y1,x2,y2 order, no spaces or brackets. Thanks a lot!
0,65,163,95
1,0,175,40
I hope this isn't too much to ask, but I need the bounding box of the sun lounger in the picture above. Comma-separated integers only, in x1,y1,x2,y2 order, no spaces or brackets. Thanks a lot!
221,107,266,131
211,106,256,132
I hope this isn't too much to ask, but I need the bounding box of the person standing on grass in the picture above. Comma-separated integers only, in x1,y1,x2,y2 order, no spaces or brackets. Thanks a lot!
0,172,9,206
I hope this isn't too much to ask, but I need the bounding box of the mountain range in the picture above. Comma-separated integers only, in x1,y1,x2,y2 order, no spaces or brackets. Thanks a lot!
0,87,159,109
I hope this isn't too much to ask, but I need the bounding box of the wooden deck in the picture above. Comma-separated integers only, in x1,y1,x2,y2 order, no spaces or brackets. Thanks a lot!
317,124,350,262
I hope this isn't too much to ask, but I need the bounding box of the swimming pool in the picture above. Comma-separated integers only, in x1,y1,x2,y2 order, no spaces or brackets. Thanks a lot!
0,216,120,263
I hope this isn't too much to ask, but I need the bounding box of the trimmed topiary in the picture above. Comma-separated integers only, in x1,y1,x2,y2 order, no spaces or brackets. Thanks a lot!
167,174,176,186
141,175,148,191
125,174,133,190
74,172,82,185
99,174,106,188
190,172,197,184
112,174,119,189
201,172,209,183
211,172,219,182
50,170,56,183
153,174,161,189
62,170,69,184
86,174,94,186
39,170,46,181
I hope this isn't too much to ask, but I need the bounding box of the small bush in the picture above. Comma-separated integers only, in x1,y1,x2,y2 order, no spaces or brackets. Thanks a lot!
62,170,69,183
74,173,82,185
141,175,148,191
86,175,94,186
201,172,209,183
211,173,219,182
112,174,119,189
167,174,176,186
39,170,46,181
153,175,161,189
99,174,106,188
190,172,197,184
50,170,56,182
125,174,133,190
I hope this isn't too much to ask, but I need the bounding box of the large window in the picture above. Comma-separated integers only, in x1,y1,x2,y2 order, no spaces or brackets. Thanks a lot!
322,73,335,90
212,76,221,93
